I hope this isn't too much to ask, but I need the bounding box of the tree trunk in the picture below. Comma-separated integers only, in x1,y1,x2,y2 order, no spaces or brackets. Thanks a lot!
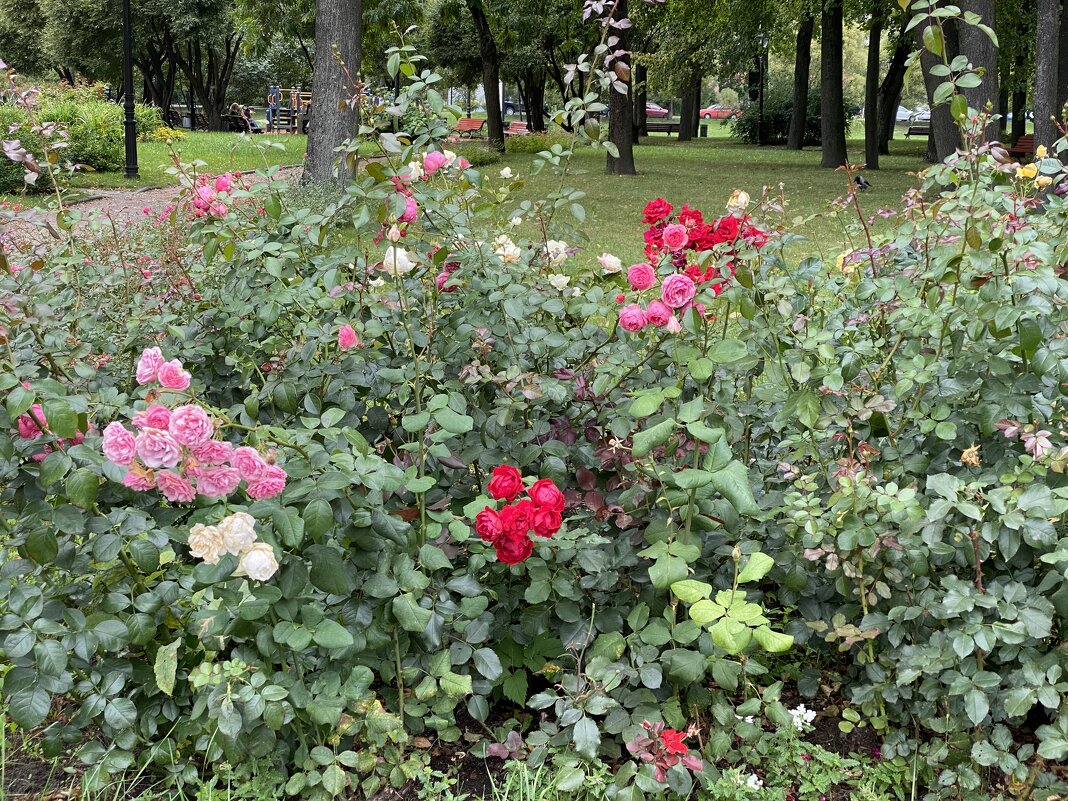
1059,0,1068,111
634,63,648,138
1036,0,1061,149
877,34,909,154
467,0,504,150
175,33,243,132
1011,87,1026,144
957,0,998,141
820,0,847,167
997,84,1008,134
787,13,814,150
678,72,699,142
864,6,883,169
303,0,360,183
527,73,546,131
606,0,636,174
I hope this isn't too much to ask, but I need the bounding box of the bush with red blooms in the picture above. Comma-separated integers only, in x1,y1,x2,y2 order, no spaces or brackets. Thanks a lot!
625,721,703,783
474,465,564,565
619,196,768,333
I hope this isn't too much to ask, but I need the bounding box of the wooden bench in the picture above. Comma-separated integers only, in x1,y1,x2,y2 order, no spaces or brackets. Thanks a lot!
505,120,530,136
1008,135,1034,158
455,117,486,137
645,121,709,138
905,125,930,138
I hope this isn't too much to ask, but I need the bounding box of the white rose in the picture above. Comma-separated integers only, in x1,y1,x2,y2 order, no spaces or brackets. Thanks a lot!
510,216,522,227
405,160,424,181
368,277,385,288
494,235,522,264
218,512,257,556
598,252,622,274
235,542,280,581
500,167,513,179
545,239,569,267
442,149,458,166
727,189,750,215
548,274,571,292
188,524,224,564
745,775,763,790
381,246,414,276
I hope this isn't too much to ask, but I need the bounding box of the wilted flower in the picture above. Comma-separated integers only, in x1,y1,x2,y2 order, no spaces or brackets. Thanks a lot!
545,239,569,267
727,189,750,215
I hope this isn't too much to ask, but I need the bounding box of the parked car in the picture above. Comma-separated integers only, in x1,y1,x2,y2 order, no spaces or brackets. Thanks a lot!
911,106,931,122
699,104,737,120
894,105,913,123
645,102,671,119
502,98,524,116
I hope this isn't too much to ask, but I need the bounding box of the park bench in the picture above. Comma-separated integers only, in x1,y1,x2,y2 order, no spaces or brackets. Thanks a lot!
905,125,930,138
1008,134,1035,158
505,120,530,136
645,121,709,138
455,117,487,137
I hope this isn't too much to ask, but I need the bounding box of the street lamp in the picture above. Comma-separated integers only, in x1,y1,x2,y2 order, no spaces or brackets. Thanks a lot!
121,0,139,178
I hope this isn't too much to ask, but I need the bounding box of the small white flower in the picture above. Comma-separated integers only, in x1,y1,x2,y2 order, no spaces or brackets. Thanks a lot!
381,246,414,276
598,252,622,274
745,774,763,790
788,704,816,732
545,239,569,267
734,714,755,724
218,512,257,556
494,235,522,264
235,542,280,581
367,277,385,288
500,167,513,179
548,274,571,292
442,149,458,167
510,216,523,227
404,160,423,181
188,524,224,564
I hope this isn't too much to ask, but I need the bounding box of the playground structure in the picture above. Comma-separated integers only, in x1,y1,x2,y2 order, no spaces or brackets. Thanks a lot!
265,86,312,134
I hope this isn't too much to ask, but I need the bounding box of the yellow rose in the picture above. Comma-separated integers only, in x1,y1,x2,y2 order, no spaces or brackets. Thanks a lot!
1036,145,1048,159
1036,175,1053,189
1016,163,1038,180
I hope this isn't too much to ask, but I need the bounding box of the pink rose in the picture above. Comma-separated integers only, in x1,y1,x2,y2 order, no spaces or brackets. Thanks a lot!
209,202,228,218
661,274,696,309
399,196,418,223
17,404,45,439
192,439,233,465
168,405,214,448
157,360,191,391
338,325,358,350
458,158,471,169
135,428,182,469
214,174,232,193
627,262,657,291
32,446,51,462
246,463,287,499
665,315,682,333
436,271,457,292
132,404,172,430
423,151,448,175
662,223,689,251
156,469,196,503
619,304,648,332
645,300,672,327
102,422,137,465
231,446,268,482
122,469,155,491
136,347,165,385
196,465,242,498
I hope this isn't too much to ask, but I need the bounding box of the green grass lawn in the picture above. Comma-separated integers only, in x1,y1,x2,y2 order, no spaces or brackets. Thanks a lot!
503,124,929,266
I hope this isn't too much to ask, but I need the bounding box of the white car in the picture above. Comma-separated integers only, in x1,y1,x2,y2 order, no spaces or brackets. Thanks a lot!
895,105,913,122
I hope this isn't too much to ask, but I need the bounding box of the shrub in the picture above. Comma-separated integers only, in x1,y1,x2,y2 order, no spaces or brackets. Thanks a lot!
450,142,501,167
505,130,570,154
730,82,858,146
134,102,166,139
37,98,123,172
0,105,54,194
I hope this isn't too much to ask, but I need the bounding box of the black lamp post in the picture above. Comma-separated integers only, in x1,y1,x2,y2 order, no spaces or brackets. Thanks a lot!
121,0,139,178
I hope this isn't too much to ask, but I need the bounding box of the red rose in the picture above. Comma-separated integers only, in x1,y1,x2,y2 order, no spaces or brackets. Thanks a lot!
643,226,664,248
688,223,716,252
678,205,703,228
495,531,534,565
532,507,562,538
743,224,768,248
528,479,565,512
501,499,536,536
487,464,524,500
643,198,674,224
713,215,741,243
660,728,689,755
475,506,503,544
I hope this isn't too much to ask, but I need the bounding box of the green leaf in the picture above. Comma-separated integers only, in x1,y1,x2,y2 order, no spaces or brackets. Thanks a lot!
689,599,725,625
24,528,58,564
392,593,433,632
322,764,347,797
737,552,775,583
949,93,968,121
708,338,748,363
303,499,334,539
8,686,50,729
402,411,431,432
710,619,751,654
473,648,503,680
419,544,453,572
65,469,99,509
154,639,180,696
314,619,355,650
709,461,758,515
434,408,473,434
665,649,707,683
42,399,78,439
572,715,600,758
6,385,34,417
674,469,712,490
308,546,355,595
632,418,676,459
648,555,688,589
440,672,473,698
502,670,528,705
38,450,71,487
671,579,713,603
922,24,944,56
964,688,989,725
629,391,665,418
754,626,794,653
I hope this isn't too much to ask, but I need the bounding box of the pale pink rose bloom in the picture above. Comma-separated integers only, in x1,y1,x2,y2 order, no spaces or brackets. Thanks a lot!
157,360,192,391
423,150,448,175
245,464,287,499
231,446,268,482
399,196,418,222
627,263,657,291
102,422,137,465
192,440,234,465
458,157,471,169
661,274,697,309
122,470,156,491
156,470,196,503
132,404,172,430
665,315,683,333
32,446,52,462
17,404,46,439
209,202,228,218
385,224,402,242
645,300,672,327
135,428,182,468
662,223,689,251
195,185,214,205
214,174,232,193
338,325,358,349
196,465,242,498
168,405,214,448
136,347,165,385
618,304,648,332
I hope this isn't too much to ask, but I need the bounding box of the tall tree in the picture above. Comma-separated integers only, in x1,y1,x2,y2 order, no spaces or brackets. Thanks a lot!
820,0,847,168
606,0,636,175
1035,0,1061,149
678,71,700,141
466,0,504,149
958,0,998,141
173,29,243,130
864,1,884,169
304,0,361,184
787,11,814,151
877,32,909,154
1059,0,1068,111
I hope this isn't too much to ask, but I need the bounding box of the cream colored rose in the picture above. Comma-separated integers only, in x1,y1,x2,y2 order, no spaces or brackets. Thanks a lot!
545,239,569,267
548,274,571,292
405,160,424,180
188,524,224,564
598,252,622,274
494,235,521,264
235,542,279,581
727,189,750,215
381,246,414,276
218,512,257,556
500,167,513,179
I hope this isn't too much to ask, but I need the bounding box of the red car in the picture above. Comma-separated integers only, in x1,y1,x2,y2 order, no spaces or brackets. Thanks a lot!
700,104,737,120
645,102,671,119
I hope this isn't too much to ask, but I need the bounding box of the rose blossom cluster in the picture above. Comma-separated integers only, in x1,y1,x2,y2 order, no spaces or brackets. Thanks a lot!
100,348,287,503
625,721,703,784
190,173,238,219
14,383,86,462
186,511,280,581
474,466,564,565
615,196,769,334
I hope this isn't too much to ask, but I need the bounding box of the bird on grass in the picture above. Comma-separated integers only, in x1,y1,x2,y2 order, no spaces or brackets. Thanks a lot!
854,175,872,191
